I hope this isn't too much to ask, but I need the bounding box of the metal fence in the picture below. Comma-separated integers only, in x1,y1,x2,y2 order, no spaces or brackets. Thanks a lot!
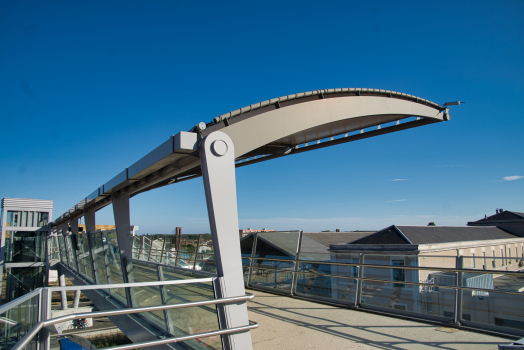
240,230,524,338
1,278,258,350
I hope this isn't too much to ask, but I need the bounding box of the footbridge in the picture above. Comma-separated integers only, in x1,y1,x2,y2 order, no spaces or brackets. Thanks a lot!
0,89,467,350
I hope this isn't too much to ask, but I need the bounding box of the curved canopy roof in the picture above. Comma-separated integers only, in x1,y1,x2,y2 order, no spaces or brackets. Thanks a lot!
54,88,448,224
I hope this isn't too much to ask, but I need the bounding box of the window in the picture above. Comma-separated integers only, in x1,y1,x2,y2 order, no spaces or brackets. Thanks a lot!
482,252,486,270
501,249,504,265
472,253,476,268
391,259,405,288
492,251,496,268
508,248,511,264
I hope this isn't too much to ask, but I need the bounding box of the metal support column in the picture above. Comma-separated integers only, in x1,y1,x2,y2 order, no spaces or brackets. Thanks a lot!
59,274,68,310
200,131,253,350
84,210,98,284
454,255,464,324
355,254,365,307
246,232,258,287
291,230,303,296
112,192,137,307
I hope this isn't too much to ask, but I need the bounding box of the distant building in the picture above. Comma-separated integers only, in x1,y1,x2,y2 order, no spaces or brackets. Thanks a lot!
77,224,139,235
329,224,524,330
468,209,524,237
239,228,275,238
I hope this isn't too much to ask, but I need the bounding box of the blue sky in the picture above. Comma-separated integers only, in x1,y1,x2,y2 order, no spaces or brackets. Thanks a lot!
1,0,523,234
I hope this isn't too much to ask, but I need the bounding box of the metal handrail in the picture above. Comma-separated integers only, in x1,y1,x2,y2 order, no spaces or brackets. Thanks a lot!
245,256,524,276
105,321,259,350
45,277,214,291
247,264,524,296
12,293,255,350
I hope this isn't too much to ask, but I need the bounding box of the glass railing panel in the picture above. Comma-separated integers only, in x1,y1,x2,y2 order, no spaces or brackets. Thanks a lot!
51,236,60,261
78,233,93,282
103,230,126,304
0,294,39,350
58,235,67,265
296,254,359,303
250,256,294,292
127,260,165,331
65,235,78,272
246,231,300,293
91,232,108,285
161,265,222,350
461,289,524,331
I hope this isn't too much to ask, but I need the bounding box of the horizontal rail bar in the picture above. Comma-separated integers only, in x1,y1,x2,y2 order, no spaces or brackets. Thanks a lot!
129,259,217,277
105,321,259,350
249,266,524,295
12,293,255,350
245,256,524,276
45,277,214,291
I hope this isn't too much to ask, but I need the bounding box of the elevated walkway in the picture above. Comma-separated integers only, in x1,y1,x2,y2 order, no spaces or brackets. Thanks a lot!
248,290,510,350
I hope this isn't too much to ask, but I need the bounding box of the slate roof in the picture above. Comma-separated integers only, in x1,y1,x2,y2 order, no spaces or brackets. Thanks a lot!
240,231,375,256
348,225,521,245
470,210,524,223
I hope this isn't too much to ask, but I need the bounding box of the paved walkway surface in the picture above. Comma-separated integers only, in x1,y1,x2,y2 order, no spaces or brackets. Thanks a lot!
247,290,512,350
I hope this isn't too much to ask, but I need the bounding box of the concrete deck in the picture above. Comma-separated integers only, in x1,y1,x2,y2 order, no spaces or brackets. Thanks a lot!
247,290,512,350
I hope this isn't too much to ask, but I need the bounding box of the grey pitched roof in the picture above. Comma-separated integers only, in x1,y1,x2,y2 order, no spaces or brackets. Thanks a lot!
301,232,374,253
471,210,524,222
349,225,520,245
240,231,375,256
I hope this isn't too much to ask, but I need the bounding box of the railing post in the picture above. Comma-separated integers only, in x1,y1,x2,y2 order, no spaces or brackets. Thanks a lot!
193,235,201,270
247,232,258,287
147,237,153,262
291,230,303,296
38,288,51,350
454,255,464,324
159,236,167,264
355,254,365,307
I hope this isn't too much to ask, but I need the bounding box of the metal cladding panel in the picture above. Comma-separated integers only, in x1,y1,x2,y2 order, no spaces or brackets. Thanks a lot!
205,96,444,159
1,198,53,210
127,136,174,179
86,189,99,204
103,169,128,193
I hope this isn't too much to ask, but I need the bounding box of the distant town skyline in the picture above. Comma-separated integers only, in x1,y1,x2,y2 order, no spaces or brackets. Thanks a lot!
1,0,523,234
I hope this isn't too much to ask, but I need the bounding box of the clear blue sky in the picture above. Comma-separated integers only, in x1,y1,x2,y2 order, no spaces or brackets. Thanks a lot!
1,0,523,234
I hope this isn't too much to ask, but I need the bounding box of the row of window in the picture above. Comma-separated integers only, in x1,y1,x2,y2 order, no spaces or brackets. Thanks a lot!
470,246,524,269
5,211,49,227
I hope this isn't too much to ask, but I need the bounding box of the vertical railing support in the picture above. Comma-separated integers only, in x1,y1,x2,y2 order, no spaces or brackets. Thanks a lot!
247,232,258,287
193,235,201,270
159,236,167,264
454,255,464,324
38,288,51,350
201,131,253,350
291,230,303,296
355,254,365,307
